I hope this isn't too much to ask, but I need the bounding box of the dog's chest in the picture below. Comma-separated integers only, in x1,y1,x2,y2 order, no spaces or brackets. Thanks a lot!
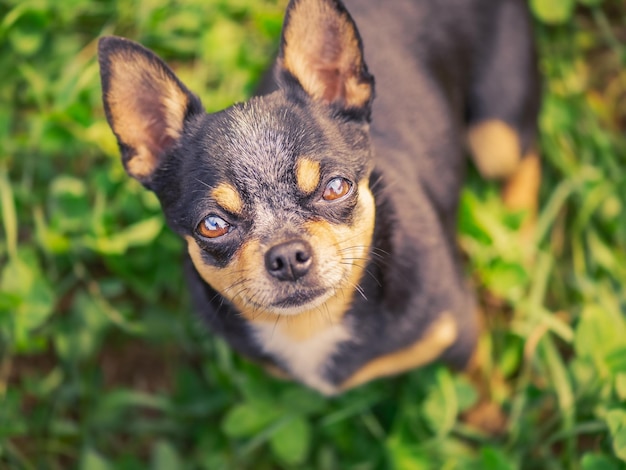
251,319,352,394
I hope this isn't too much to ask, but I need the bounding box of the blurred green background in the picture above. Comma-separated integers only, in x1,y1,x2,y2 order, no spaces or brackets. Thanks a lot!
1,0,625,468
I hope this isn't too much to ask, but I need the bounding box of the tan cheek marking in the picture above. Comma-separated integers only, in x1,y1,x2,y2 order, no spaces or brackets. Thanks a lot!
211,183,244,215
187,233,344,334
295,158,321,195
188,228,354,339
275,181,376,341
275,219,356,340
467,119,521,179
339,313,458,392
185,236,264,314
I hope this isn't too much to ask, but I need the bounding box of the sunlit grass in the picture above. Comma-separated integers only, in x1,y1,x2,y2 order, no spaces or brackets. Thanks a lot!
1,0,625,468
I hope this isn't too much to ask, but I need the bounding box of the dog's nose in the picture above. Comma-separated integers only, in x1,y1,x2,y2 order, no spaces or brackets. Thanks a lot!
265,240,313,281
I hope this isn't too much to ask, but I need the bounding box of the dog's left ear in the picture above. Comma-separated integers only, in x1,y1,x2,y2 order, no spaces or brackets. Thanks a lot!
277,0,374,117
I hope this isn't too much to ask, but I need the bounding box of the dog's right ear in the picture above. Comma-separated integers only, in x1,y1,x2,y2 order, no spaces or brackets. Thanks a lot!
98,36,203,187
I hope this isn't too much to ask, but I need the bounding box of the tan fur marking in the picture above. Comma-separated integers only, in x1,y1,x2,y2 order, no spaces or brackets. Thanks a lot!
107,50,188,179
125,146,157,179
295,158,321,195
503,151,541,242
186,236,261,310
187,236,343,337
339,313,458,391
467,120,521,179
185,180,376,342
271,179,376,340
262,362,292,380
282,0,372,107
212,183,244,215
502,151,541,214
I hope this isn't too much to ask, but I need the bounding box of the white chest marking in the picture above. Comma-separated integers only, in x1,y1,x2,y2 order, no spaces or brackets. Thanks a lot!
252,320,352,395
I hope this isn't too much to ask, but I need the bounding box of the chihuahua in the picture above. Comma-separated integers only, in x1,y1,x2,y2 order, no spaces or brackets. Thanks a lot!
98,0,540,395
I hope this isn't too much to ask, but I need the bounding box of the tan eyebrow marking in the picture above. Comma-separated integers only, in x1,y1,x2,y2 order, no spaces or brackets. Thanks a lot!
296,157,321,195
211,183,244,214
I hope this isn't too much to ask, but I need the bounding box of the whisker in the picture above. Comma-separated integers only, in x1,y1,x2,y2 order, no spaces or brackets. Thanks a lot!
271,312,282,338
351,282,368,301
363,268,382,287
193,177,212,189
368,174,384,192
371,246,391,257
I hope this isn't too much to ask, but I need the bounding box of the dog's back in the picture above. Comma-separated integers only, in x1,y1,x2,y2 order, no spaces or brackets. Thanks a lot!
318,0,540,379
347,0,539,210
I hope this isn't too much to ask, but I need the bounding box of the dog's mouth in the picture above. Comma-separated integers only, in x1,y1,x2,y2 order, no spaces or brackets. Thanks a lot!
270,287,330,311
233,284,336,317
237,285,335,316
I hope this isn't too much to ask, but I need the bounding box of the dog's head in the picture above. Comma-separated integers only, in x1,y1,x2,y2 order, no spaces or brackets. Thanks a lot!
98,0,376,318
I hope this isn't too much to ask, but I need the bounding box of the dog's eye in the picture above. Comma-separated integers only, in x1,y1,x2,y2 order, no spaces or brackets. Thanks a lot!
197,215,230,238
323,177,352,201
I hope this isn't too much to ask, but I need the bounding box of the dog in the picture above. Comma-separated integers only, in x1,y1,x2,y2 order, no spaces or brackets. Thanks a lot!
98,0,540,395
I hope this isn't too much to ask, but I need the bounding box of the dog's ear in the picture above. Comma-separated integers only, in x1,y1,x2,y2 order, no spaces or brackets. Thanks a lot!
277,0,374,117
98,36,203,187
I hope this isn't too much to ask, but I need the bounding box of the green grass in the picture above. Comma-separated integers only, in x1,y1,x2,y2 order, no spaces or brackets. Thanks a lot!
1,0,625,468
